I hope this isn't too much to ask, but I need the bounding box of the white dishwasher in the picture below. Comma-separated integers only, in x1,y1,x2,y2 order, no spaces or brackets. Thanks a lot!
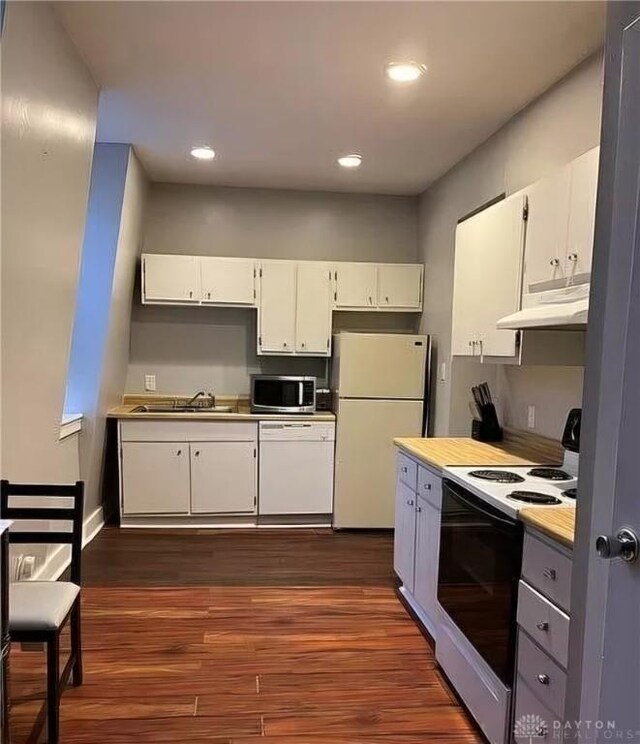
259,421,335,515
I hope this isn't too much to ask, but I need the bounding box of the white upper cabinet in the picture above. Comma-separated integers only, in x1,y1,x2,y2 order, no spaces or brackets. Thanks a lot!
142,254,200,303
566,146,600,278
295,262,332,355
258,261,297,354
377,264,423,309
200,257,256,305
334,262,378,309
452,194,526,357
524,146,599,291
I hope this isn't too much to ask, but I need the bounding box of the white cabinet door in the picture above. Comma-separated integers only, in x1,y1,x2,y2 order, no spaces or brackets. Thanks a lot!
334,262,378,309
413,495,441,628
566,146,600,278
377,264,423,309
142,254,200,303
295,262,332,355
190,442,257,514
200,257,255,305
523,165,572,290
258,261,297,354
393,480,417,592
121,442,190,515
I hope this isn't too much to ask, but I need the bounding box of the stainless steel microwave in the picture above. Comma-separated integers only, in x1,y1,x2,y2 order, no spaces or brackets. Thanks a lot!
250,375,316,414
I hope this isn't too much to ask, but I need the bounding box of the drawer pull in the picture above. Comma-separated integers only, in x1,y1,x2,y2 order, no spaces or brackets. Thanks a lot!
407,499,414,507
423,483,432,490
543,567,557,580
536,622,549,632
537,673,550,685
401,466,408,473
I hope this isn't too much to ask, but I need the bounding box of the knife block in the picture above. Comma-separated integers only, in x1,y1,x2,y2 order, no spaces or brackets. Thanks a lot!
471,412,503,443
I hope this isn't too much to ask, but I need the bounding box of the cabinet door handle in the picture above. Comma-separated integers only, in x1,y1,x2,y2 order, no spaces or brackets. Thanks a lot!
385,296,389,303
194,450,200,457
416,505,422,513
407,499,414,507
567,253,578,263
189,290,193,298
543,567,557,580
283,342,288,348
424,483,431,490
401,466,408,473
537,673,550,685
368,296,373,305
207,292,211,300
301,342,306,348
536,622,549,632
176,449,182,456
550,258,560,267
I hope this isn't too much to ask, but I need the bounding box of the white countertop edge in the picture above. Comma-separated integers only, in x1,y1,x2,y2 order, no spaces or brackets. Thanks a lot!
60,413,83,441
0,520,12,535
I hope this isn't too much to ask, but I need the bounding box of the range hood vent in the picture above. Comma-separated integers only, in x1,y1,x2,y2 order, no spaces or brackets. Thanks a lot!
497,283,590,330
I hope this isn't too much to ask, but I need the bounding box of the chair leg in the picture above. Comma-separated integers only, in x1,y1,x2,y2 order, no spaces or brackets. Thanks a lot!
71,600,83,686
47,634,60,744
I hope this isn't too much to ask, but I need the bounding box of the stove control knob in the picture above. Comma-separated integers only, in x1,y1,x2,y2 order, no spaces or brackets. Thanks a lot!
596,528,640,563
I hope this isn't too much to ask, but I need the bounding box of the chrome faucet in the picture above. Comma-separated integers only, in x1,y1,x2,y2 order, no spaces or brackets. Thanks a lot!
184,391,216,409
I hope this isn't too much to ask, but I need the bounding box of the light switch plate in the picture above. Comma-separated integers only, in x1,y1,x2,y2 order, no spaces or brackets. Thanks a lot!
439,362,447,382
527,405,536,429
144,374,156,392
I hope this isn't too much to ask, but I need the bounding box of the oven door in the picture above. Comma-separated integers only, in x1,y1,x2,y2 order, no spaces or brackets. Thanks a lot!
437,478,523,686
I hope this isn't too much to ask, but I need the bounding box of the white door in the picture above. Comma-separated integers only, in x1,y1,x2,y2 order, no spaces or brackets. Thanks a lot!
393,481,416,592
121,442,190,515
190,442,257,514
451,215,485,357
476,194,527,357
333,398,424,528
295,262,332,355
566,146,600,279
200,257,255,305
142,254,200,303
334,262,378,309
333,333,428,399
377,264,423,309
259,441,334,515
523,165,572,289
258,261,296,354
413,495,441,630
566,12,640,738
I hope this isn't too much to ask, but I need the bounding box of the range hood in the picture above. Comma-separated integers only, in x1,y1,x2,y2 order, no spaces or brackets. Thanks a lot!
497,283,590,330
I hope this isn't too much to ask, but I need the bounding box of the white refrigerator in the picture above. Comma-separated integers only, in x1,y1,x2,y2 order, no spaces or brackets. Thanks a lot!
332,332,431,529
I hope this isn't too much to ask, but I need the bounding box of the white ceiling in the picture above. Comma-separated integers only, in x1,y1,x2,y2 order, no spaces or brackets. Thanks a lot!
56,1,605,195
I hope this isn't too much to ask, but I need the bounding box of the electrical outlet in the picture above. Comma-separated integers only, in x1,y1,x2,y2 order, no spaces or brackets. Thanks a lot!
527,405,536,429
144,374,156,392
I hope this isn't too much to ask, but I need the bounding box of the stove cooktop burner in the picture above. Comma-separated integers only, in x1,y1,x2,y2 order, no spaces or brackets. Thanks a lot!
508,490,563,505
563,488,577,499
527,467,572,481
469,470,525,484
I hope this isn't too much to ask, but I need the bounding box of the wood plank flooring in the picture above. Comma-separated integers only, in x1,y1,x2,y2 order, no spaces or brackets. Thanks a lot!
9,528,482,743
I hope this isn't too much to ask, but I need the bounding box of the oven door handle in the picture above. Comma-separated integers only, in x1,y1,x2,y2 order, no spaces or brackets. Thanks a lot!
298,384,303,406
449,487,518,529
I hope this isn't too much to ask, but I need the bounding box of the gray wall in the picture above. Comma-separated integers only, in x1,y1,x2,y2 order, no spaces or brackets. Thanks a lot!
127,186,419,394
418,53,603,437
1,2,97,483
69,146,147,515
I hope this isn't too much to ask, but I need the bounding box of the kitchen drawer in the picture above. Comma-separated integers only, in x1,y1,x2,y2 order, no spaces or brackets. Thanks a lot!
120,420,258,442
417,465,442,509
513,672,562,744
517,629,566,719
397,452,418,491
522,531,572,612
517,581,570,669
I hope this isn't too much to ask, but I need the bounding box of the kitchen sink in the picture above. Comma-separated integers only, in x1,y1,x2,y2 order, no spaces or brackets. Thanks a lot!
132,404,234,414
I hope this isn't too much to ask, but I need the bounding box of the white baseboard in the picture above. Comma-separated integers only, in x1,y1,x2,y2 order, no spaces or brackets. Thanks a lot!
32,506,104,581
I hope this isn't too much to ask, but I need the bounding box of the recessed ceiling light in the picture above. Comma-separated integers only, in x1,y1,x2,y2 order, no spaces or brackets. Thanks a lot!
385,62,427,83
190,146,216,160
337,154,362,169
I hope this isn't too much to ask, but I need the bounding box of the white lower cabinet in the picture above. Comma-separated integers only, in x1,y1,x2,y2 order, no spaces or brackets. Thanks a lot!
393,481,417,591
190,442,257,514
122,442,191,515
393,450,442,632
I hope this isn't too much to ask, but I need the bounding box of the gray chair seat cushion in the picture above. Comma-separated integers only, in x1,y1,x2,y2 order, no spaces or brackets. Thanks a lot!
9,581,80,632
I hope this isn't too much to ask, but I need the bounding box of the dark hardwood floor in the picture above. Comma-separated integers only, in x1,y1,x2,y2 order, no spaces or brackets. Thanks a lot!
9,528,482,743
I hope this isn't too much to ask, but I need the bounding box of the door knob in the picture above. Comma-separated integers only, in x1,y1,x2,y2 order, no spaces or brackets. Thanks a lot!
596,528,640,563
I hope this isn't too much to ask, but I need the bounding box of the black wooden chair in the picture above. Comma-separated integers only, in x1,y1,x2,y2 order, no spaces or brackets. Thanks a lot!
0,480,84,744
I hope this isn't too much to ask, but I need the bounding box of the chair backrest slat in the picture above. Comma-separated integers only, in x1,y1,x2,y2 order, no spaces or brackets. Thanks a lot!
0,480,84,585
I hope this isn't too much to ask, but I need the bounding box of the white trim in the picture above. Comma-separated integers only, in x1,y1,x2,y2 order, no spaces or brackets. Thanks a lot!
32,506,104,581
59,413,83,441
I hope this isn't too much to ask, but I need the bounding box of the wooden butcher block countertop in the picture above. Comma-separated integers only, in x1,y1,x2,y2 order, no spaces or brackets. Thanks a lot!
519,507,576,548
394,430,563,471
